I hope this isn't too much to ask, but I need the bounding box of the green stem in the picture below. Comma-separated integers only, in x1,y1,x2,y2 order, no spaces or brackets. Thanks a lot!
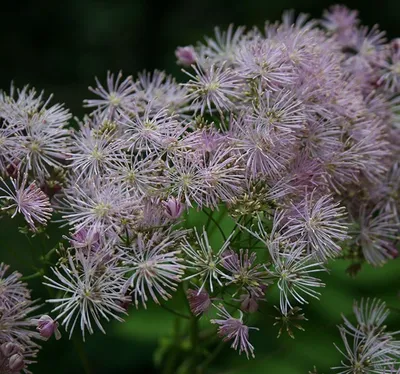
197,340,225,373
162,317,182,374
232,215,258,247
160,304,191,320
72,336,92,374
190,316,199,352
20,271,43,281
44,247,57,261
231,216,245,243
124,226,131,246
204,208,214,231
203,209,227,241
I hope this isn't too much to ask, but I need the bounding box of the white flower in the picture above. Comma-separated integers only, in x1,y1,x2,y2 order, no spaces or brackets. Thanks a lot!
181,227,233,293
0,173,52,230
268,240,326,315
122,232,186,308
44,252,127,340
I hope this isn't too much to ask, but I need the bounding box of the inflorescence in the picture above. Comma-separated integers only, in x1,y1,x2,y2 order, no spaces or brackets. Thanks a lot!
0,4,399,372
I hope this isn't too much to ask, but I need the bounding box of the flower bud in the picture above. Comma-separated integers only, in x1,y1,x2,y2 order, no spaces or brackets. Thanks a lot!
118,294,132,312
8,354,25,372
162,197,184,220
187,288,212,316
391,38,400,54
240,294,259,313
239,285,267,314
70,228,100,251
175,46,197,66
383,242,399,259
0,342,20,358
37,315,61,340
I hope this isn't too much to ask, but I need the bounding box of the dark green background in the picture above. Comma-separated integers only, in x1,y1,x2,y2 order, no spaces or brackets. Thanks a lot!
0,1,399,373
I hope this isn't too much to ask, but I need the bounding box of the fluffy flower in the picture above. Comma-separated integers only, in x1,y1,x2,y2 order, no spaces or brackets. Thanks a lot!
221,248,270,294
0,86,71,178
230,116,294,178
59,179,139,237
121,103,182,154
181,227,232,292
0,173,52,230
106,152,164,197
199,24,246,66
321,5,359,40
0,264,41,371
84,71,136,118
183,63,244,115
235,38,296,90
165,152,206,208
268,241,326,315
279,193,349,260
44,252,128,340
333,327,398,374
211,304,259,358
134,70,189,113
196,146,245,209
352,205,398,266
122,232,186,308
68,124,123,181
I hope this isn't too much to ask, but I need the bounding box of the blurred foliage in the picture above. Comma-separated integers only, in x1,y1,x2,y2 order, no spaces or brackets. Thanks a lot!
0,0,399,373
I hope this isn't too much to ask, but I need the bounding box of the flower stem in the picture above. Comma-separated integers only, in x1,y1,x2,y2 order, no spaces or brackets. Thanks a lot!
203,209,227,241
44,247,57,261
190,315,199,352
72,336,92,374
20,271,42,281
160,303,191,320
196,340,225,373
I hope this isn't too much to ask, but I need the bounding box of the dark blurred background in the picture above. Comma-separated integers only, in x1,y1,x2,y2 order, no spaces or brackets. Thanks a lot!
0,1,399,373
1,0,399,117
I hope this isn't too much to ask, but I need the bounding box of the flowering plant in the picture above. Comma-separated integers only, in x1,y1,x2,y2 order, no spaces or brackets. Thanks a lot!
0,5,399,373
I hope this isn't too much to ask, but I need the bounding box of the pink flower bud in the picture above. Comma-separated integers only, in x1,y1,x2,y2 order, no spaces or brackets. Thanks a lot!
383,242,399,259
162,197,184,220
0,342,20,358
118,294,132,312
240,294,259,313
175,46,197,66
37,315,62,341
8,354,25,372
391,38,400,54
239,285,267,314
187,288,212,316
70,228,100,251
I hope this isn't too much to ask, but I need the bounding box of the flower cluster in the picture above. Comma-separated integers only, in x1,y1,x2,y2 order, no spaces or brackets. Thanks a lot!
0,4,399,371
0,264,41,373
332,298,400,374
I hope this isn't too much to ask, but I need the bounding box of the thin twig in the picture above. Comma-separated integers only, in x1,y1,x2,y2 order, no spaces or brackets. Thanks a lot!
160,303,191,320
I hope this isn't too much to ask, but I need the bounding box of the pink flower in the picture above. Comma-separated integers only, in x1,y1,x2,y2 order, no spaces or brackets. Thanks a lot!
0,173,53,231
211,304,259,358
